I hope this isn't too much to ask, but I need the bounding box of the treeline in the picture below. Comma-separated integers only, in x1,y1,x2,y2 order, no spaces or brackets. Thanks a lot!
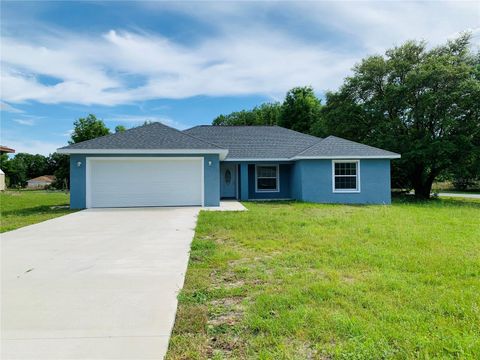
213,34,480,197
1,114,126,189
0,152,69,189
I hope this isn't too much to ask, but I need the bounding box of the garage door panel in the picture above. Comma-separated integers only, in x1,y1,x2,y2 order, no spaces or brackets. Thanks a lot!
88,158,203,208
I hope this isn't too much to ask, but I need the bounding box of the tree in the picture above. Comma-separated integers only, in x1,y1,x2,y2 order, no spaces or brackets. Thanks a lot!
1,153,49,187
69,114,110,144
213,102,282,126
115,125,127,133
319,34,480,198
47,153,70,189
279,86,322,134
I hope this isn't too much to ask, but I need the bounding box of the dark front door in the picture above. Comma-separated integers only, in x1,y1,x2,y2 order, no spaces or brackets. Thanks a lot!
220,163,237,198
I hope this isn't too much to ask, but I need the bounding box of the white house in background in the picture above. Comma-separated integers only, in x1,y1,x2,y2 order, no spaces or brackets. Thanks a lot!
27,175,56,189
0,169,6,191
0,145,15,190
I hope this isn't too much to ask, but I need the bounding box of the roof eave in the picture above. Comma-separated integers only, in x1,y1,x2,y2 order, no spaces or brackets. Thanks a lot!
223,158,292,162
56,148,229,160
292,154,401,160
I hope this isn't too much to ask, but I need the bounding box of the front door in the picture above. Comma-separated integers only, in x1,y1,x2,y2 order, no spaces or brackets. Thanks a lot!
220,163,237,198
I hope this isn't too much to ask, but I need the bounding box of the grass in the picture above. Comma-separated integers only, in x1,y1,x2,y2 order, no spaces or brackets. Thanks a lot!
0,190,75,232
167,197,480,359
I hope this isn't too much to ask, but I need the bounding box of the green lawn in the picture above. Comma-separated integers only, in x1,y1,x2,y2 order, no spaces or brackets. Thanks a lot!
167,198,480,359
0,190,75,233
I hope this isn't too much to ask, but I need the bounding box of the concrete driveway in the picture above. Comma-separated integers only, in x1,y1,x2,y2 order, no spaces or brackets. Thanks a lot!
1,207,200,359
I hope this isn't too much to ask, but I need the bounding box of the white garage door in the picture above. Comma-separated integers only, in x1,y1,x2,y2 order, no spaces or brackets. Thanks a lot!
87,157,203,208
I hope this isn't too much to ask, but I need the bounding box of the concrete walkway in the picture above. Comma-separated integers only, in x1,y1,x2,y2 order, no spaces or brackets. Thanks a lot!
1,202,244,359
437,192,480,199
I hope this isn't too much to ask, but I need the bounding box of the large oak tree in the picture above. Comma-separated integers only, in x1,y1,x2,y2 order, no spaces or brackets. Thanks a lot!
318,34,480,198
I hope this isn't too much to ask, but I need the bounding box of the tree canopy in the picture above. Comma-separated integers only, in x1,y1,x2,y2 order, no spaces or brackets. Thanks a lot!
213,102,282,126
115,125,127,133
279,86,322,134
69,114,110,144
319,33,480,198
212,87,323,131
0,153,49,187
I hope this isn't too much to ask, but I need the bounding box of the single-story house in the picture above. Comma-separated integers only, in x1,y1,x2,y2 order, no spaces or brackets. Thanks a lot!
27,175,56,189
57,123,400,209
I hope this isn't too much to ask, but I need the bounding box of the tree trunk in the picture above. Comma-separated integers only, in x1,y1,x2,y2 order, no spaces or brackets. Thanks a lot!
412,171,436,199
413,183,432,199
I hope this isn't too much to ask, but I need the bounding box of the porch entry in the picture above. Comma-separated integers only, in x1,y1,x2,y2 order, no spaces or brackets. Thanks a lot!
220,163,237,198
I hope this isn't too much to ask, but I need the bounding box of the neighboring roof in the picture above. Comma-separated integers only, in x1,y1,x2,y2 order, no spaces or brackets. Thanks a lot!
294,136,400,159
28,175,56,183
184,125,321,160
57,122,228,159
0,146,15,153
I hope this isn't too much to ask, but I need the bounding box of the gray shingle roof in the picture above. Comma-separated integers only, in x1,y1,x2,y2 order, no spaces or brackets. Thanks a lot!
57,122,400,160
294,136,400,159
184,125,321,160
58,122,223,151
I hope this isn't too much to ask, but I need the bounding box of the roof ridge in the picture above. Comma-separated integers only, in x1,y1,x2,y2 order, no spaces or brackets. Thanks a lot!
59,121,159,149
167,124,226,149
294,134,400,158
326,135,398,154
188,125,280,128
292,137,326,157
276,126,322,141
60,122,226,150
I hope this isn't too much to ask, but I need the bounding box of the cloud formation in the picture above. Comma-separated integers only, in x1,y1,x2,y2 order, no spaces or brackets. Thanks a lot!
13,118,35,126
1,1,477,106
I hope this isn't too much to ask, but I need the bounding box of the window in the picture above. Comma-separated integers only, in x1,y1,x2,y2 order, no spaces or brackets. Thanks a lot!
333,160,360,192
256,165,279,192
225,169,232,184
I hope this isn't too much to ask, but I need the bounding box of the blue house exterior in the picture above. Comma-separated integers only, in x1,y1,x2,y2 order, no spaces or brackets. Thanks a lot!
58,123,400,209
291,159,391,204
69,153,221,208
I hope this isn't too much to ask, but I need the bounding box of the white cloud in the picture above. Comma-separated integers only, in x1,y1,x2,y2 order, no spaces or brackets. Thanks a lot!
13,118,35,126
1,138,63,155
1,1,477,106
0,101,23,113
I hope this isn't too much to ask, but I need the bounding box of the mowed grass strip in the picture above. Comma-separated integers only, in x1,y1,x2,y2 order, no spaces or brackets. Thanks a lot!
167,198,480,359
1,190,75,232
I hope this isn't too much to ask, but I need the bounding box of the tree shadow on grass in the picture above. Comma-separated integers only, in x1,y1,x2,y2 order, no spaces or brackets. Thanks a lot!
1,204,71,217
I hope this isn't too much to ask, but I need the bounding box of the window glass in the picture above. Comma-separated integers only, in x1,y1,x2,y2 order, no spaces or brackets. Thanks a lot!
225,169,231,184
334,162,358,191
335,162,357,176
257,166,277,178
256,165,278,191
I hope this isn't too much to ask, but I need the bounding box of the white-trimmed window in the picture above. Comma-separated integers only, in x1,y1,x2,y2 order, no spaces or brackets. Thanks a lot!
332,160,360,192
255,165,279,192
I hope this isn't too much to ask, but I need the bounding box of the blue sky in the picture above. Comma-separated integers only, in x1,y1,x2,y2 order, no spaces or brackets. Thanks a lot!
1,1,478,155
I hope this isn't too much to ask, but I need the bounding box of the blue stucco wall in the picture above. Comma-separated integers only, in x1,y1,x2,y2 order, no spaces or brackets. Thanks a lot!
291,161,302,200
69,154,220,209
293,159,392,204
70,154,87,209
247,164,292,199
203,154,220,206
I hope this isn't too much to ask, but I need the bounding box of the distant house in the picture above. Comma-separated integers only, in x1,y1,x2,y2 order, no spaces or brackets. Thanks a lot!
0,145,15,191
27,175,56,189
